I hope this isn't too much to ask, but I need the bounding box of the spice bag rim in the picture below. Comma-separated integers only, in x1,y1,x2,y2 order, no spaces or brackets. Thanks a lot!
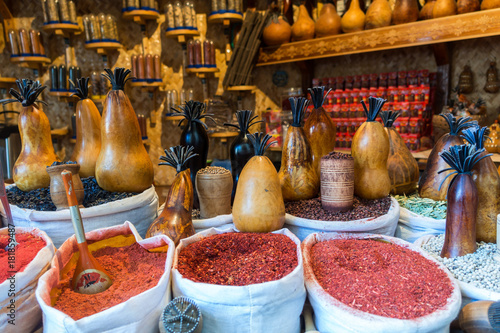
172,226,305,304
2,184,157,222
35,221,175,332
0,226,55,295
399,207,446,226
302,232,462,333
285,197,399,229
414,234,500,302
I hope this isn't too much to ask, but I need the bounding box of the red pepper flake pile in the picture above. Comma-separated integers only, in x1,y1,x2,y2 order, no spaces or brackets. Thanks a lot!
177,232,298,286
0,233,46,284
53,242,167,320
311,239,453,319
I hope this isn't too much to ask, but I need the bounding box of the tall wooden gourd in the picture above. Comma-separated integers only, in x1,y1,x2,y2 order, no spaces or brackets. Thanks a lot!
352,97,391,200
381,111,419,195
146,146,196,245
315,3,341,37
418,114,476,201
70,77,101,178
365,0,392,29
233,132,285,232
432,0,457,17
96,68,154,193
304,86,336,175
291,4,315,41
0,79,59,191
462,126,500,243
419,0,437,19
278,97,319,201
457,0,479,13
391,0,419,24
481,0,500,9
341,0,366,33
439,144,489,258
174,100,214,208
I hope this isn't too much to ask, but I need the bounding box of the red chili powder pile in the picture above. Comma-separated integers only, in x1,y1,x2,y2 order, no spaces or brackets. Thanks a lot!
311,239,453,319
0,233,46,283
53,242,167,320
177,232,298,286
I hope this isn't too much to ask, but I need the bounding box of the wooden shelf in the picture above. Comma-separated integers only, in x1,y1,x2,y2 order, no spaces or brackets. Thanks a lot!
208,12,243,25
122,9,160,24
186,67,219,78
164,115,184,122
165,29,200,43
129,80,163,89
48,90,78,100
257,9,500,66
0,77,16,88
225,85,256,92
10,55,51,68
42,22,81,36
209,131,239,138
84,41,121,55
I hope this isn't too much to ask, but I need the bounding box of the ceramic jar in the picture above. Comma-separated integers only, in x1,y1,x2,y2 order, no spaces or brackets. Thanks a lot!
320,155,354,212
46,163,84,210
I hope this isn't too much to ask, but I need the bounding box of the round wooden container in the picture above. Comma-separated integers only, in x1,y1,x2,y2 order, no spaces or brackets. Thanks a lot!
320,157,354,212
47,164,84,210
196,171,233,219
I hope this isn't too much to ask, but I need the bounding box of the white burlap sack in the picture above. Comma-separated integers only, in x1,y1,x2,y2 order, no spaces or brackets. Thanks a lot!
0,227,55,333
285,197,399,241
1,185,159,247
36,221,174,333
395,207,446,242
414,234,500,303
302,232,462,333
172,227,306,333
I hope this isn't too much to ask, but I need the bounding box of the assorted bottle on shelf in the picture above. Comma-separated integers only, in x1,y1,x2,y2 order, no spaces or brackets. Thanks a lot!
210,0,244,15
83,14,119,43
123,0,160,11
187,39,216,68
8,29,47,57
49,65,82,92
165,1,198,31
40,0,78,25
131,54,162,82
165,89,194,116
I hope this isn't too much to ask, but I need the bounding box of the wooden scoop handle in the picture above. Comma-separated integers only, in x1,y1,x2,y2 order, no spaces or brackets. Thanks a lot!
61,170,79,207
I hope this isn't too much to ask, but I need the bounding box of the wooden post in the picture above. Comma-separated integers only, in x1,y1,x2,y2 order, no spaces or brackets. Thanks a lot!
432,43,451,115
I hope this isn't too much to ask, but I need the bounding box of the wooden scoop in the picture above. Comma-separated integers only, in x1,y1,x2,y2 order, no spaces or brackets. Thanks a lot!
459,300,500,333
62,170,112,294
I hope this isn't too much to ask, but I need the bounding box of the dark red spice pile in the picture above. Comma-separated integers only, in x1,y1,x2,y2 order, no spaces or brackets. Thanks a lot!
311,239,453,319
0,233,46,283
53,242,167,320
322,151,353,160
177,232,298,286
286,196,391,221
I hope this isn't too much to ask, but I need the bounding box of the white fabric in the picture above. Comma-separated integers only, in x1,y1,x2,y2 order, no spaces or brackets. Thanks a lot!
1,185,159,247
0,227,55,333
285,197,400,241
395,207,446,242
36,221,174,333
172,227,306,333
414,235,500,302
302,232,462,333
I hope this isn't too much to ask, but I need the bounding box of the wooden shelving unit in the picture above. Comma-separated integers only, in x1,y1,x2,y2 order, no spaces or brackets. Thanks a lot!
10,55,51,68
164,115,184,122
257,9,500,66
186,67,219,78
165,29,200,43
129,80,164,89
208,12,243,25
84,41,122,55
225,85,256,92
0,77,16,88
122,9,160,24
42,22,81,36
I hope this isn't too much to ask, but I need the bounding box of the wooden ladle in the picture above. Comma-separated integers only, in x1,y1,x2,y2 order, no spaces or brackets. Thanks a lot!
62,170,112,294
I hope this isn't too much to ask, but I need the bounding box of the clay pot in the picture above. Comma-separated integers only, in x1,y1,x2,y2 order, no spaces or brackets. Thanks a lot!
47,164,84,210
196,171,233,219
320,157,354,212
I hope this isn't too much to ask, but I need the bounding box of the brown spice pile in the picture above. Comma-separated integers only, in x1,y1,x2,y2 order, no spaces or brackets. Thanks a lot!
285,196,391,221
53,243,167,320
311,239,453,319
177,232,298,286
197,166,230,175
321,151,353,160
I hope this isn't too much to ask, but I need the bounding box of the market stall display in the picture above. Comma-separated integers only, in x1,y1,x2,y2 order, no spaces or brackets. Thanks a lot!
36,222,174,333
172,227,306,333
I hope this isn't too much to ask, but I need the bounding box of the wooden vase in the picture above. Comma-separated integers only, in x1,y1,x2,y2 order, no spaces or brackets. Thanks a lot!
47,164,84,210
196,172,233,219
320,157,354,212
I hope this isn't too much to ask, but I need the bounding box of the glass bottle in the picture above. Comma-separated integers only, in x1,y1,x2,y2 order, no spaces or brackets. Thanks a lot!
58,0,70,22
190,2,197,28
219,0,227,11
154,55,161,80
106,15,118,41
90,71,100,98
193,39,202,67
165,3,175,29
203,40,210,67
8,30,19,55
46,0,59,22
59,64,67,91
83,15,91,41
98,13,107,40
89,14,101,41
211,0,218,12
50,65,58,91
183,1,192,27
187,39,195,67
68,1,77,23
41,0,49,23
209,40,216,67
174,1,183,27
18,29,31,55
